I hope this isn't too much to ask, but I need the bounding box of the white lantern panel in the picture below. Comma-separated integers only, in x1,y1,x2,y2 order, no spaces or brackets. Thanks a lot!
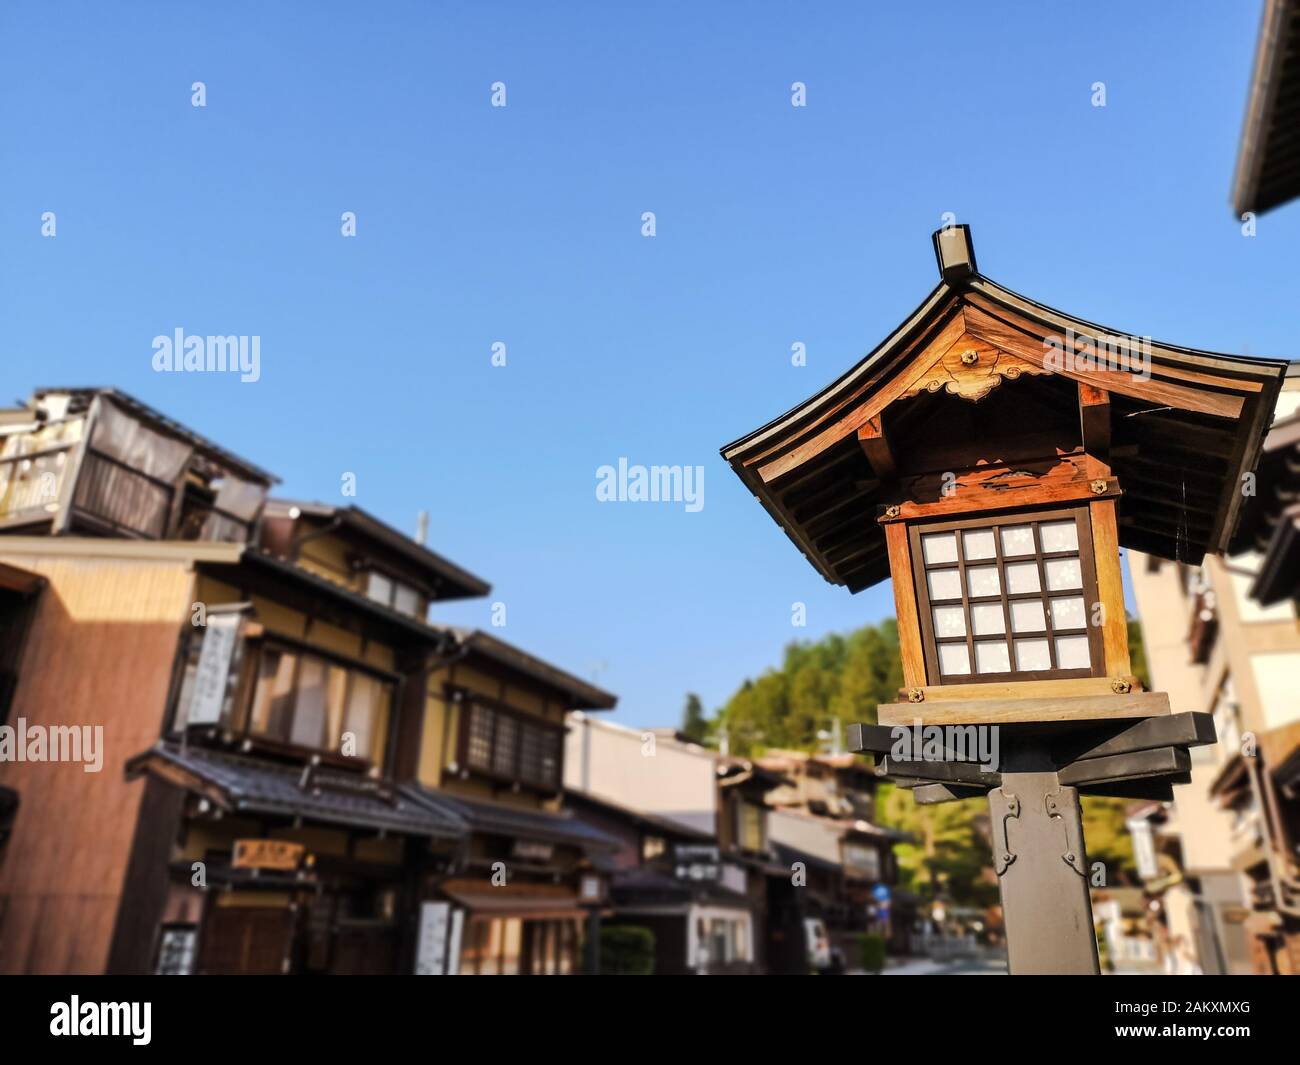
922,532,958,565
1040,520,1079,554
938,643,971,676
975,640,1011,674
1014,638,1052,672
933,605,966,638
962,529,996,561
1045,558,1083,591
1010,599,1046,633
928,569,962,601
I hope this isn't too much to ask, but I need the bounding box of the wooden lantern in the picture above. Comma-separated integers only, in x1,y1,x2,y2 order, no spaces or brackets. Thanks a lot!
722,226,1286,728
724,231,1287,974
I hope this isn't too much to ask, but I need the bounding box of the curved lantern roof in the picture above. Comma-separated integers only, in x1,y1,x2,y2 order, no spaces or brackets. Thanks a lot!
721,227,1289,593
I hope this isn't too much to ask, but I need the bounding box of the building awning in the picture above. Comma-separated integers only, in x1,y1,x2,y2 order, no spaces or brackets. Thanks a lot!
1208,752,1251,802
1233,0,1300,216
1251,503,1300,606
1277,746,1300,796
609,867,751,910
262,499,492,602
198,549,459,654
564,789,716,842
440,879,586,920
772,842,841,878
0,560,44,597
445,629,618,711
408,788,620,854
1230,405,1300,551
126,742,467,840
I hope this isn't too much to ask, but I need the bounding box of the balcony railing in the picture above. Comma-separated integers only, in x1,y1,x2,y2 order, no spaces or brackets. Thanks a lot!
1,443,256,542
0,446,73,524
71,449,174,538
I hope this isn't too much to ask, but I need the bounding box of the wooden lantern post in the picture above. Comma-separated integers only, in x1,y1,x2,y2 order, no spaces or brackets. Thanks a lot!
722,227,1288,974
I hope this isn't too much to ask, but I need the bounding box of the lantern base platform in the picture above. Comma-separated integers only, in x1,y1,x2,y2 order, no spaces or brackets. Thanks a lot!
849,711,1218,975
877,690,1170,727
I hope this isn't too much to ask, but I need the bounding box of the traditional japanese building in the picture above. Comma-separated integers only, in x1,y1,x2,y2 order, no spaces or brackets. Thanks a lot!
0,387,617,975
564,787,757,974
563,715,808,973
1127,371,1300,976
758,750,912,958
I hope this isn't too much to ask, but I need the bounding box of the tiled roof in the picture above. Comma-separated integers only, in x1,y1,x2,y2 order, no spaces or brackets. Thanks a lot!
127,742,467,839
410,788,619,852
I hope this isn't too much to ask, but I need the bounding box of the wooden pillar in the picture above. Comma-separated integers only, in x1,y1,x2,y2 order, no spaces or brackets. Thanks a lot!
1089,498,1131,677
884,522,927,688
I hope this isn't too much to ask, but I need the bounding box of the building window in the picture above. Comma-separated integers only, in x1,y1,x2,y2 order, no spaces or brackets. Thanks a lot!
843,841,882,880
246,643,393,764
691,910,751,968
0,587,41,728
642,835,667,861
492,714,519,777
467,704,494,769
459,917,580,975
365,570,425,619
460,698,563,790
909,507,1105,684
155,925,198,975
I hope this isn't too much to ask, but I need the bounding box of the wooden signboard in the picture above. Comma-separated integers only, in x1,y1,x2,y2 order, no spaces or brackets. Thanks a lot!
232,839,305,871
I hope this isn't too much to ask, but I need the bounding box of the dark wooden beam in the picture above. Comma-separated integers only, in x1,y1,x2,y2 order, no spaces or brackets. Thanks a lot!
822,538,887,569
913,783,989,805
882,757,1002,789
1078,382,1111,460
1077,780,1178,801
1058,746,1190,787
1052,712,1216,764
857,416,897,483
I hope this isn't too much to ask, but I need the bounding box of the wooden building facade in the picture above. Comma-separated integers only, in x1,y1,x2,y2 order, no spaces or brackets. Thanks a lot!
0,388,617,975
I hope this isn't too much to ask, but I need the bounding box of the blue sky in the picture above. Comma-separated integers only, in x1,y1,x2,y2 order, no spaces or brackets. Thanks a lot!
2,1,1297,729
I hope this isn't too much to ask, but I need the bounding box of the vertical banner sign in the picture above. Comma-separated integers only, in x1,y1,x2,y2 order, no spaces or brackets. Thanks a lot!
415,902,451,975
1127,818,1160,881
186,612,241,726
447,908,465,976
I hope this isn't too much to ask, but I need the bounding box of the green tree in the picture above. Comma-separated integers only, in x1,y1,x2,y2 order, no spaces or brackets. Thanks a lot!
1127,617,1150,690
716,618,902,755
877,782,998,906
680,692,708,743
712,614,1148,903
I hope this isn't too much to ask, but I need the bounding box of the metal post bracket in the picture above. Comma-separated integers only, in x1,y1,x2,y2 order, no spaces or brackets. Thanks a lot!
1045,786,1087,877
989,789,1020,876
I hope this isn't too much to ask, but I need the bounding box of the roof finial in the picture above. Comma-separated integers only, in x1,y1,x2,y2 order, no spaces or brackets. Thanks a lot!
932,224,978,284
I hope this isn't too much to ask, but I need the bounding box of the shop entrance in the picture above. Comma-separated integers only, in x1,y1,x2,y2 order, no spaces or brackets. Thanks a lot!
198,905,295,974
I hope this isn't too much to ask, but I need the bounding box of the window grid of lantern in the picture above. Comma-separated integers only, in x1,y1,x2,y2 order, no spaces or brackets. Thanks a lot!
909,507,1104,684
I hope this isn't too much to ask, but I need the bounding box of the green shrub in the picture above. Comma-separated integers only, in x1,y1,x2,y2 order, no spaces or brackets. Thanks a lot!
599,925,656,975
857,932,887,973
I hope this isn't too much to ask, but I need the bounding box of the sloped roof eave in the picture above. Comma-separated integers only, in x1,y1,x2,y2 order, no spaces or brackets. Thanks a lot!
720,268,1290,589
720,281,955,463
723,275,1288,471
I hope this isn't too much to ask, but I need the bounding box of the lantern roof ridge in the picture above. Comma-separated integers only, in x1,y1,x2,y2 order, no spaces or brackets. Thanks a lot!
720,228,1291,593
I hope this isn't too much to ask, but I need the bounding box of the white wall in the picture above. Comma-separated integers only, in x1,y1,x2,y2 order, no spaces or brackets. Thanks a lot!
564,714,717,834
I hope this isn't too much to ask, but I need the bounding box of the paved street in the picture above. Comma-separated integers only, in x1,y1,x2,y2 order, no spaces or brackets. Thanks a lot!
878,954,1008,976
